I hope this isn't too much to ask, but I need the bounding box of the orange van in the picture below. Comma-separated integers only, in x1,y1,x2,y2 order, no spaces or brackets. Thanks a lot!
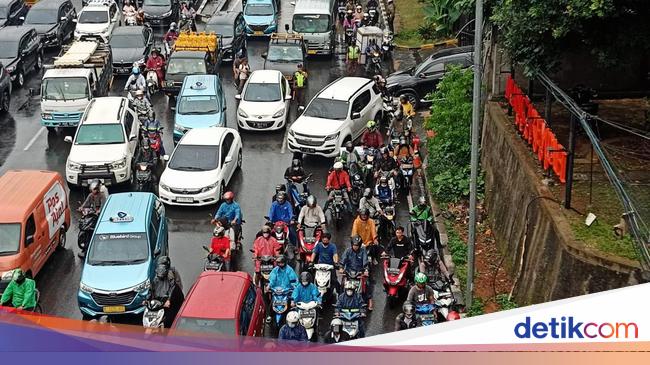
0,170,70,291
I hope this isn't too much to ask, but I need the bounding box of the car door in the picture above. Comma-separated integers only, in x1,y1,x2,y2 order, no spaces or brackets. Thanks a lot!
219,132,236,184
350,89,371,137
154,198,168,253
414,60,445,96
66,2,77,35
123,111,138,162
143,27,153,58
234,13,245,52
18,34,33,70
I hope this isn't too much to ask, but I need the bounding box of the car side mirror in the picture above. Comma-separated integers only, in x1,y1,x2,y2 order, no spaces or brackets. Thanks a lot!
19,16,24,21
129,135,137,141
235,94,241,100
25,235,34,245
352,112,361,119
290,1,295,5
163,154,170,161
298,105,305,113
64,136,73,143
154,247,161,256
418,73,426,79
72,18,77,22
224,156,233,164
261,52,267,59
285,94,292,100
60,16,67,22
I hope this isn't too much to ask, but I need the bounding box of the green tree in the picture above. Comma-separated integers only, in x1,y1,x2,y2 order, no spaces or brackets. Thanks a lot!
421,0,474,38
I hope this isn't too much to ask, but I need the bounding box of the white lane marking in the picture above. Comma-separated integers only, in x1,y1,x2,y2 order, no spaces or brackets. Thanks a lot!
280,127,289,154
24,126,46,151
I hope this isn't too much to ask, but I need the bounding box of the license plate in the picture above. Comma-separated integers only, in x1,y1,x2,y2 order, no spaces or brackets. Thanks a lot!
177,197,194,203
254,31,263,36
103,306,125,313
150,19,160,24
254,122,268,128
301,147,315,153
307,50,317,55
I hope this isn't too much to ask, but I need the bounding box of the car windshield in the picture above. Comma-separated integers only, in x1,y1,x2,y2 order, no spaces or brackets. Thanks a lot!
267,45,302,62
0,41,18,58
245,4,273,16
206,23,233,37
42,78,89,101
244,83,281,102
144,0,170,6
175,317,236,335
110,34,145,48
78,10,108,24
0,223,21,256
25,9,57,24
304,98,349,120
87,233,149,265
178,95,219,115
75,124,125,145
169,145,220,171
293,14,330,33
167,58,206,75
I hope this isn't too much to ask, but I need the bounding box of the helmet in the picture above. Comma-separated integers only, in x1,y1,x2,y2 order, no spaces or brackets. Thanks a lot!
286,311,300,325
169,22,177,30
135,89,144,97
344,280,356,291
213,226,225,237
379,176,388,185
276,191,287,202
345,140,354,152
355,4,361,9
351,235,362,247
424,249,437,264
381,146,390,155
156,255,171,268
89,179,101,192
415,272,428,284
359,208,369,217
151,47,159,55
291,158,302,169
276,255,287,266
299,272,312,285
306,195,316,207
132,66,140,75
261,225,271,234
346,9,353,14
399,94,408,103
330,318,343,332
155,264,168,279
366,120,376,130
223,191,234,200
363,12,368,17
363,187,372,198
275,184,285,192
402,301,414,315
418,196,427,207
447,311,461,321
333,161,343,170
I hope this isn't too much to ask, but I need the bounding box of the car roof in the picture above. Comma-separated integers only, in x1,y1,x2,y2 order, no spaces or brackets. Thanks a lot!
179,271,251,319
248,69,281,84
426,46,473,62
44,68,93,78
82,97,126,125
96,192,155,234
112,26,146,36
207,10,239,24
170,50,206,58
179,127,231,145
180,74,219,95
30,0,68,10
0,170,61,222
0,0,16,5
0,26,33,41
247,0,273,5
317,77,372,101
294,0,332,13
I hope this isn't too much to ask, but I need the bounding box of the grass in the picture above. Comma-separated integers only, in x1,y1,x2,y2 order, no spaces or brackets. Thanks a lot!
496,294,518,311
445,221,467,291
570,218,639,261
394,0,435,47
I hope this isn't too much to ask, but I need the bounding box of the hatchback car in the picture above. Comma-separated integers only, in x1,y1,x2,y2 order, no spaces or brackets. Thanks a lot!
243,0,277,36
236,70,291,131
172,271,265,337
142,0,178,27
73,0,120,43
159,127,242,206
110,26,154,75
0,0,27,27
0,26,43,87
22,0,76,48
204,10,246,62
385,45,472,108
287,77,383,158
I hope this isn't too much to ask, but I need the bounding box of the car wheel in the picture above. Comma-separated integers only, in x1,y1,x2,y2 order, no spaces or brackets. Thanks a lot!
0,91,9,112
236,149,242,170
35,54,43,71
15,70,24,87
402,91,419,109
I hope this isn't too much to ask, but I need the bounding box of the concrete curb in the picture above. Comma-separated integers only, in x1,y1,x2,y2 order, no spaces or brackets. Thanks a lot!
394,38,459,51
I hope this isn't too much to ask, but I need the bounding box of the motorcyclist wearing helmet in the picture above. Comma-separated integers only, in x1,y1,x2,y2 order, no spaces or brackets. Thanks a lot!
125,65,147,93
252,225,282,274
351,209,379,259
343,9,355,32
311,232,340,293
353,4,363,21
410,196,433,222
163,22,179,43
156,255,183,291
375,175,393,205
358,187,382,218
212,191,243,244
374,147,398,179
361,120,383,149
297,195,326,231
324,318,351,343
278,311,308,341
339,140,361,170
150,264,185,328
210,226,232,271
146,47,166,84
284,158,307,184
340,236,372,311
325,161,352,213
122,0,136,20
131,89,154,121
335,280,366,337
269,191,297,245
268,255,298,295
179,1,196,30
291,272,321,306
394,301,421,331
0,269,36,311
399,94,416,120
80,179,106,214
407,272,435,306
419,248,450,279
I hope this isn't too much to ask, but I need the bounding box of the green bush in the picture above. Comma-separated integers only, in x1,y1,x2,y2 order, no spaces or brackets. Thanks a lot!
466,297,484,317
496,294,518,311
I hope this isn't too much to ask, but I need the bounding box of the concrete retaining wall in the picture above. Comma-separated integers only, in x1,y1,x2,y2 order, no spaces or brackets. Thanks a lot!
481,102,645,304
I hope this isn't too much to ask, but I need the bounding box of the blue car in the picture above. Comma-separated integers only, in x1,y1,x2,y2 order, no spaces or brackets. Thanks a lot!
77,192,169,319
243,0,278,36
173,74,227,144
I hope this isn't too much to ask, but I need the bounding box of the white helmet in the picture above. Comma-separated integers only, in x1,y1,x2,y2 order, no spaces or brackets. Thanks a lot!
286,311,300,325
333,161,344,170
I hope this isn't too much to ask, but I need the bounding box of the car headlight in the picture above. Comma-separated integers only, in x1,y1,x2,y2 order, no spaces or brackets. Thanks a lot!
238,109,249,118
79,282,94,294
201,182,219,193
324,132,340,141
67,161,82,171
161,9,173,17
110,157,127,169
133,279,150,292
159,183,170,191
272,108,285,118
41,113,53,120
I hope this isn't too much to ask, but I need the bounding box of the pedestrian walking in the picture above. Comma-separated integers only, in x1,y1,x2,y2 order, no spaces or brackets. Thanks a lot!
293,64,308,107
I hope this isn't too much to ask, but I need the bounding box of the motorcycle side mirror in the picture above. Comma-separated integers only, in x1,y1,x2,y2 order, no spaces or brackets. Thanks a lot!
202,245,211,253
72,18,77,22
352,112,361,119
290,1,295,5
249,249,255,253
162,155,170,161
261,52,268,59
19,16,24,20
298,105,305,113
235,94,241,100
60,16,67,22
264,215,271,221
64,136,73,143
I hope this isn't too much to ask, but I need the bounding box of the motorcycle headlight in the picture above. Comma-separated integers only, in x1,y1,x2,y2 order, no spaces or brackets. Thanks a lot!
272,108,285,118
41,113,53,120
161,9,173,17
324,132,340,141
133,279,151,292
201,182,219,193
67,160,82,171
79,282,94,294
159,183,170,191
110,157,127,169
238,108,249,118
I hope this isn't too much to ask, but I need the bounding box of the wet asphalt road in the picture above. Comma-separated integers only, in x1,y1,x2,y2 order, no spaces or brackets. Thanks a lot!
0,0,418,339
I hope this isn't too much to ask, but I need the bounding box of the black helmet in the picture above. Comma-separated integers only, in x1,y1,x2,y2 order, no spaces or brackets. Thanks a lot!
399,94,408,103
403,301,414,316
291,158,302,169
300,272,312,285
381,147,390,155
276,255,287,266
418,196,427,207
156,255,171,268
424,249,438,264
351,235,362,247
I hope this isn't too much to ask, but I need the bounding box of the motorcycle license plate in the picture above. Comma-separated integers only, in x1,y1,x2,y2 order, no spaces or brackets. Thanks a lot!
261,265,273,271
176,197,194,203
402,164,413,169
307,50,317,55
254,31,263,36
103,306,125,313
344,322,358,330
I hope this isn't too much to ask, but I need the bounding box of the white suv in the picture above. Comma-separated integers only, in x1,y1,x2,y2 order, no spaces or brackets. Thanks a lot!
64,97,140,187
74,0,120,43
287,77,383,158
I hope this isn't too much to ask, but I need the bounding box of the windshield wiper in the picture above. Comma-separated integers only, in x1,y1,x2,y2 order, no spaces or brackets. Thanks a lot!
172,166,205,171
181,110,218,115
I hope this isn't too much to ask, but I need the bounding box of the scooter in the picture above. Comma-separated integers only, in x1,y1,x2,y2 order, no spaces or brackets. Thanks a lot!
145,129,164,165
313,263,335,301
146,69,159,95
270,286,293,329
337,0,347,23
380,253,413,308
379,203,397,241
415,303,437,326
399,156,414,194
349,173,365,206
410,218,442,258
367,8,378,27
142,299,165,330
368,50,382,77
336,307,364,339
286,173,313,216
77,208,98,257
252,252,276,287
343,269,368,300
202,246,226,271
135,161,155,192
381,31,394,60
360,149,377,189
123,11,137,26
295,301,320,340
325,189,346,228
431,276,456,322
296,223,322,273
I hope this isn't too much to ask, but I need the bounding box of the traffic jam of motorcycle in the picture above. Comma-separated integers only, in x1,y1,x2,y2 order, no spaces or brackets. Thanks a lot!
0,0,462,344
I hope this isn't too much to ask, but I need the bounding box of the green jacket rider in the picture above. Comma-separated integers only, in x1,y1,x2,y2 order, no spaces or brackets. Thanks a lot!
1,269,36,310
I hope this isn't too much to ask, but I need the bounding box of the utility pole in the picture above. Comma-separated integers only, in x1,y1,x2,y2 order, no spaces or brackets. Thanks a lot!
466,0,484,309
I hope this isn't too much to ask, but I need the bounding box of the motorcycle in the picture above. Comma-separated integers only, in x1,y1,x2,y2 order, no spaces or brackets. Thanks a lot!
349,173,365,206
415,303,437,326
337,1,346,23
380,253,413,308
360,148,377,188
379,203,397,241
77,208,98,257
296,223,322,273
431,276,457,322
367,8,378,27
410,218,442,258
325,189,346,228
142,299,165,330
398,156,414,194
270,286,292,329
253,253,276,288
295,301,320,340
143,128,163,165
146,70,159,95
202,245,226,271
336,307,364,339
264,217,294,263
179,13,194,31
286,173,313,216
123,11,137,26
343,269,368,300
134,161,155,192
313,263,335,301
368,49,382,77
